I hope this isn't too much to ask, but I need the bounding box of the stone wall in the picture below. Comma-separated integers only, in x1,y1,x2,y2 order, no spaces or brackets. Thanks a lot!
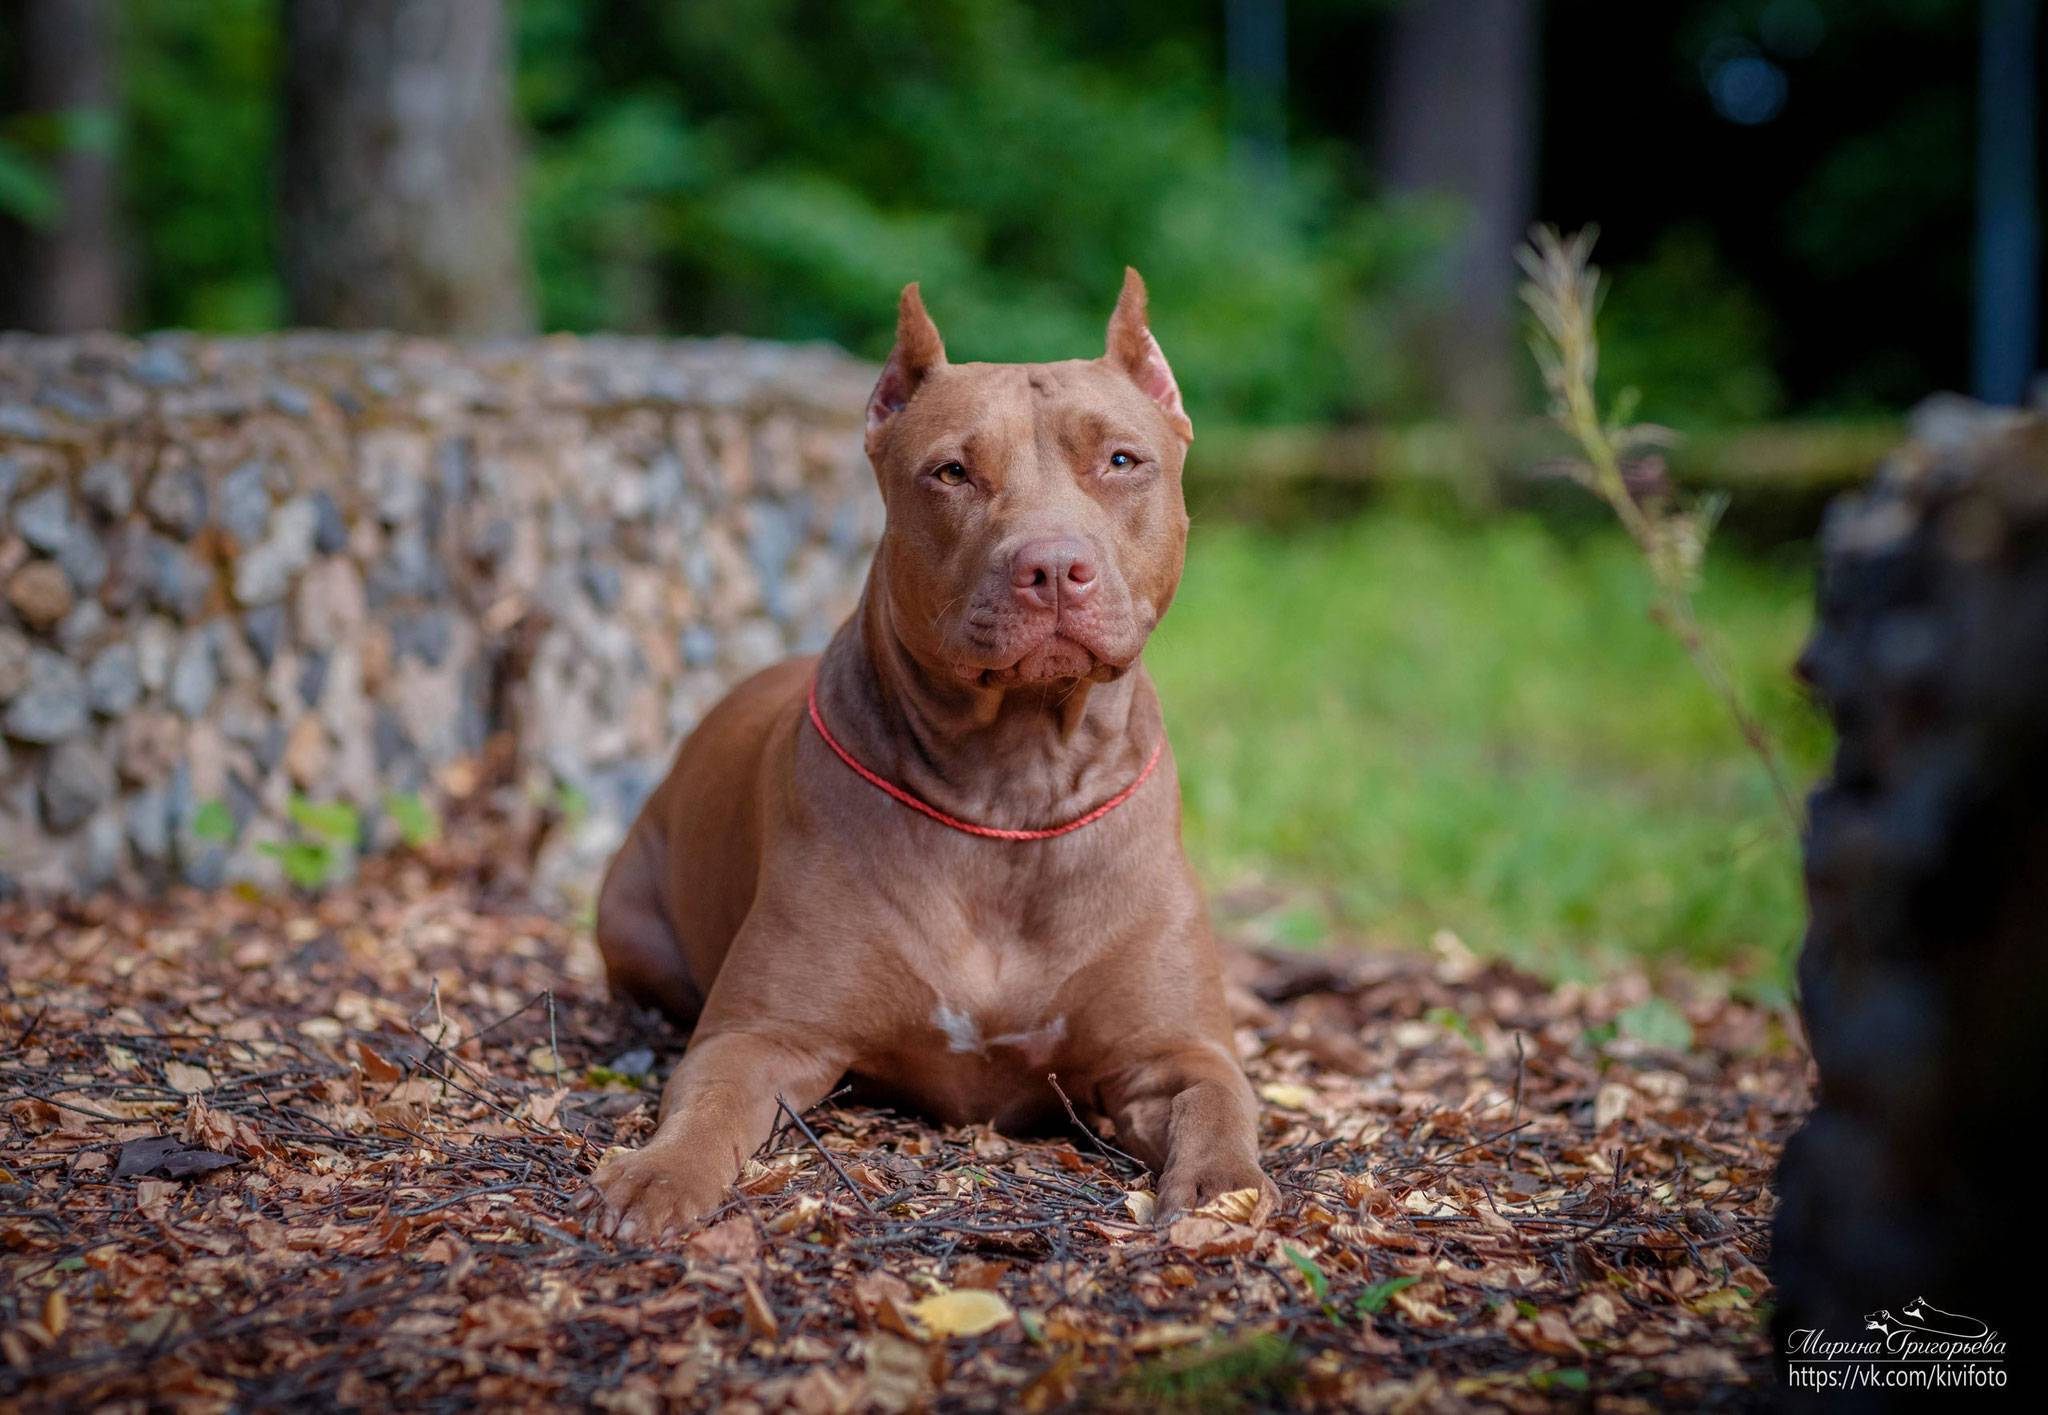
0,333,882,898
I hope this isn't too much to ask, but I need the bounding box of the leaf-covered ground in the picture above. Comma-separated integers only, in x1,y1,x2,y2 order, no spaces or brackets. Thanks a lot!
1,842,1807,1412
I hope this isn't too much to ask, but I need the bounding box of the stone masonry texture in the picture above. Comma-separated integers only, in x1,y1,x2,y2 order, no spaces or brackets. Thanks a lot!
0,332,881,899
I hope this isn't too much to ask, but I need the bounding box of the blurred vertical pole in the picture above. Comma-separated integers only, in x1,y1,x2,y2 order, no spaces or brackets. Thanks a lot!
1226,0,1287,181
1378,0,1540,427
281,0,534,336
1974,0,2040,405
0,0,126,332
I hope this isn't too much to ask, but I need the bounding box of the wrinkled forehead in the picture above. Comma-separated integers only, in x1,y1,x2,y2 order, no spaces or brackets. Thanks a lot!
891,359,1170,459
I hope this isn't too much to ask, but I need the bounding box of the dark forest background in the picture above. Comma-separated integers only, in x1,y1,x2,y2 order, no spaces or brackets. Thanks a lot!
0,0,2005,433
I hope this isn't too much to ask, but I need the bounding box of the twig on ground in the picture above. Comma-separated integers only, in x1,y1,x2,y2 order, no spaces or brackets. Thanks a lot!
1046,1072,1146,1172
774,1093,876,1213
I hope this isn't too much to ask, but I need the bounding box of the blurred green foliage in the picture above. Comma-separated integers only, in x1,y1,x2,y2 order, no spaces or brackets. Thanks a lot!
1597,227,1785,427
1148,502,1827,982
117,0,281,330
94,0,1446,422
65,0,1966,422
517,0,1439,423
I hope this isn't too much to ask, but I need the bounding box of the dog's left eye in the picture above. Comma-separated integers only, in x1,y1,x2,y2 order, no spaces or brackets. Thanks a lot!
933,461,969,486
1108,451,1137,470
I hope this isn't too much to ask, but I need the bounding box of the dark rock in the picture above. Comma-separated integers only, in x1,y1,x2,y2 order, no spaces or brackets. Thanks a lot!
243,604,286,666
232,498,318,606
57,529,108,595
39,385,105,422
145,535,214,619
828,495,870,554
126,785,173,861
225,770,262,831
169,626,217,718
608,1047,657,1078
267,381,315,417
132,341,191,386
369,524,442,601
391,609,454,666
645,452,685,520
309,490,347,554
298,650,330,707
373,707,413,772
80,459,135,518
681,624,718,668
55,601,106,654
0,403,46,439
15,485,77,555
456,667,489,754
40,740,109,831
144,461,209,537
81,810,124,889
178,839,227,890
5,649,86,742
437,435,474,506
217,460,274,545
582,559,623,609
468,514,513,565
588,760,660,825
86,642,141,716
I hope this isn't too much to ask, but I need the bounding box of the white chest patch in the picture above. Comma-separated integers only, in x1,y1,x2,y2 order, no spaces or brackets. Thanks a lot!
930,1005,1067,1065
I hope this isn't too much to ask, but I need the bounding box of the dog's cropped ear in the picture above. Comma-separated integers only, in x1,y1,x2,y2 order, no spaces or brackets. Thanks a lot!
865,283,947,457
1104,267,1193,444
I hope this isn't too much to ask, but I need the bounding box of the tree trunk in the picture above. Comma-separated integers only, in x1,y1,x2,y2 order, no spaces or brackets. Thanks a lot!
0,0,125,332
279,0,534,336
1773,401,2043,1399
1377,0,1540,425
1972,0,2040,405
1225,0,1288,181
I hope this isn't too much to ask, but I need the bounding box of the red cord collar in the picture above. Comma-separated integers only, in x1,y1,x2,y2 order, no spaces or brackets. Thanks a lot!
805,674,1163,841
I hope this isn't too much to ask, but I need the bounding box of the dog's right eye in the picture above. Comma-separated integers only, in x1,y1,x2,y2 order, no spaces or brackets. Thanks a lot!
933,462,969,486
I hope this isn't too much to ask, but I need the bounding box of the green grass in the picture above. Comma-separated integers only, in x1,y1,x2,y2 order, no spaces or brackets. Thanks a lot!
1148,501,1829,985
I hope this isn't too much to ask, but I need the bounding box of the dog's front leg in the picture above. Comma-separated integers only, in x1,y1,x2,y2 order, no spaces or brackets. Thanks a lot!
1100,1041,1276,1223
585,1029,842,1244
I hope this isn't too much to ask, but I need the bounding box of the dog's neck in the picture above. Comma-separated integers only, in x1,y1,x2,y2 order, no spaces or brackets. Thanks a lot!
812,571,1162,831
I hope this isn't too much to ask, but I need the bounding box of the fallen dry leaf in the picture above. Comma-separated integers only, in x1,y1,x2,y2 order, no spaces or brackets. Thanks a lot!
862,1334,930,1413
163,1060,215,1095
112,1134,239,1180
905,1289,1014,1340
1190,1186,1264,1224
1594,1081,1634,1129
1128,1322,1210,1352
1259,1081,1318,1110
1165,1216,1258,1258
741,1274,779,1340
688,1216,759,1267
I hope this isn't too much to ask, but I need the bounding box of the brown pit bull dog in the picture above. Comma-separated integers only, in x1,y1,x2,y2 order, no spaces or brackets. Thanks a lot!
584,270,1275,1242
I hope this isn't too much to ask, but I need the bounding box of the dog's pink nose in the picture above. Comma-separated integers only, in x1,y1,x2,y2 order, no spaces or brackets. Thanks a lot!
1010,537,1098,609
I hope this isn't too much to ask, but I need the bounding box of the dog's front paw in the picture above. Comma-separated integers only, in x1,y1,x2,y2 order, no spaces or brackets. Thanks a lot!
581,1142,729,1245
1156,1157,1279,1225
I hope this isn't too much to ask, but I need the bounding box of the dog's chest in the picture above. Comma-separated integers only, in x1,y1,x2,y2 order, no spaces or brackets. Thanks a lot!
920,927,1073,1062
928,1002,1068,1066
849,922,1086,1125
